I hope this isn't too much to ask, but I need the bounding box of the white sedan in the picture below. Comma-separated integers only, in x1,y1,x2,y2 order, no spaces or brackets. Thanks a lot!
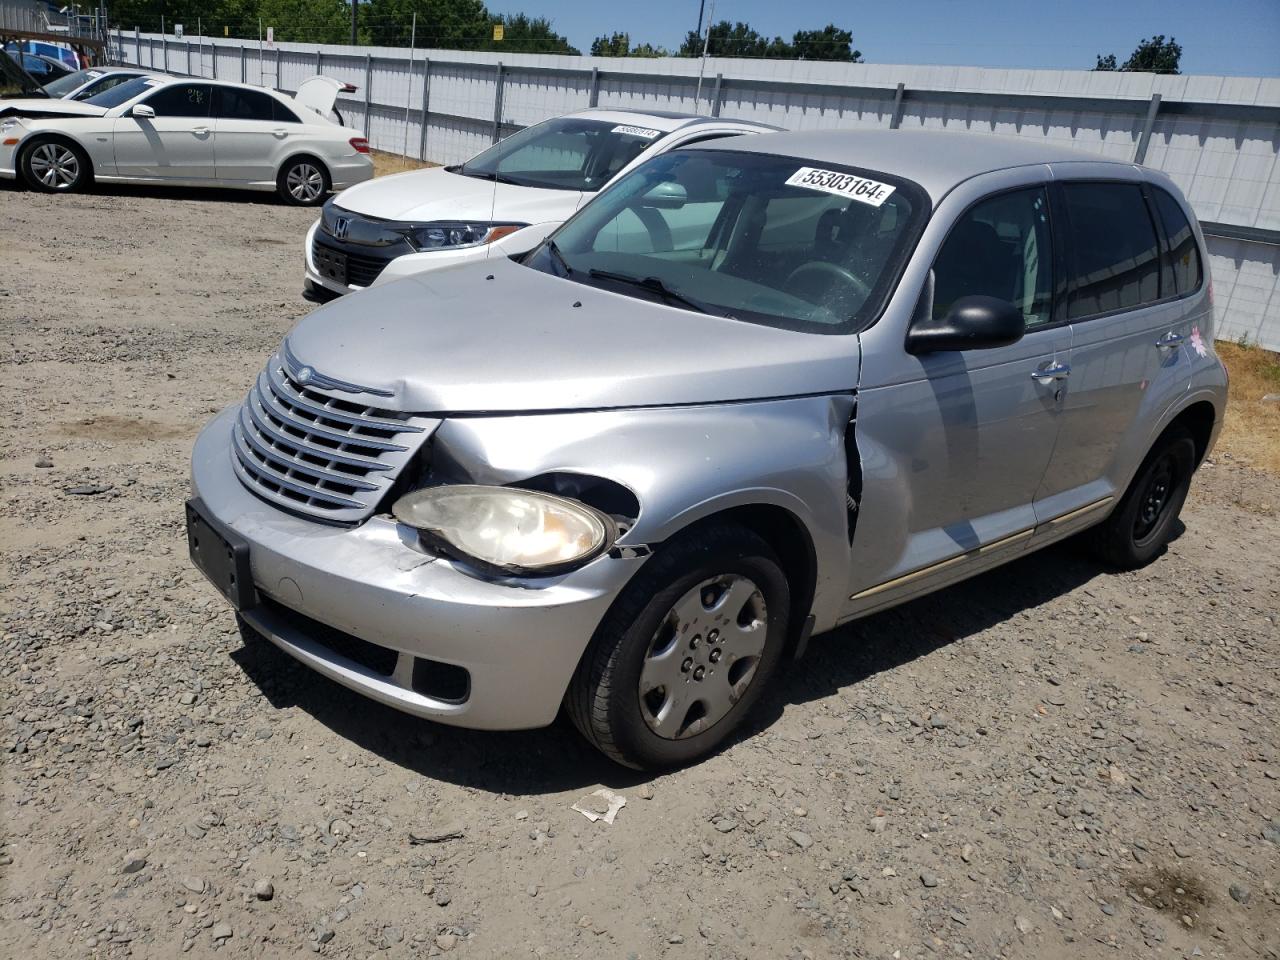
0,75,373,205
304,108,778,300
0,66,167,118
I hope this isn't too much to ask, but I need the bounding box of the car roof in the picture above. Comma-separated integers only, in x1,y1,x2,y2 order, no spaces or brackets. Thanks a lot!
569,107,778,134
694,128,1125,201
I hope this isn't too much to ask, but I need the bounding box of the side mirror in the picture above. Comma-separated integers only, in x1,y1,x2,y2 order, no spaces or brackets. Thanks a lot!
638,181,687,209
131,103,155,119
906,295,1026,354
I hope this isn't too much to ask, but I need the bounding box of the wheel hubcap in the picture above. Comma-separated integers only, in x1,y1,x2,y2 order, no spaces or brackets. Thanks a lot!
30,144,79,189
638,574,767,740
286,163,323,202
1134,455,1176,541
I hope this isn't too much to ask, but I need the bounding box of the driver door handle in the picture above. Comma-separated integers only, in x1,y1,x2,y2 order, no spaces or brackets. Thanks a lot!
1031,362,1071,382
192,126,210,136
272,128,288,138
1155,331,1185,348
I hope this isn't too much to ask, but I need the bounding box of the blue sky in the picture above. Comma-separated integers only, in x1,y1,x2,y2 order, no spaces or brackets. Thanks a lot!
485,0,1280,76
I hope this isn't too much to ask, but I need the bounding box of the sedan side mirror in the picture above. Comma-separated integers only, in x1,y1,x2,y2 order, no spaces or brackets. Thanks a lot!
131,103,155,119
906,295,1026,354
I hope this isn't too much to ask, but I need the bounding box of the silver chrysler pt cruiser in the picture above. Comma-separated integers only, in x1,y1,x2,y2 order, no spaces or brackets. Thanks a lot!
188,129,1226,769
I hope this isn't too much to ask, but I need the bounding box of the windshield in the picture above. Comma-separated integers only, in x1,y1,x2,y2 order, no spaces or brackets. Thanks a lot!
41,68,95,97
457,117,664,192
85,76,154,109
525,149,927,334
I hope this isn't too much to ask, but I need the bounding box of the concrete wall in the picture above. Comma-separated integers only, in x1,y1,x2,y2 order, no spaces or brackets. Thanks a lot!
113,30,1280,350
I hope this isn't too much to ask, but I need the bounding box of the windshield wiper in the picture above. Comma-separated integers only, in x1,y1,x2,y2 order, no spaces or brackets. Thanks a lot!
546,240,572,277
458,168,524,186
586,269,712,315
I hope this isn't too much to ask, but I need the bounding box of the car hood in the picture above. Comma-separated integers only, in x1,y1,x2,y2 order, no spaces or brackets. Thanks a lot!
0,98,105,119
334,165,582,225
284,257,860,414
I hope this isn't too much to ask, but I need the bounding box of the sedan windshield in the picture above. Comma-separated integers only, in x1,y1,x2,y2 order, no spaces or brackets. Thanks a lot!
526,149,927,334
456,117,664,192
84,76,153,108
41,68,96,97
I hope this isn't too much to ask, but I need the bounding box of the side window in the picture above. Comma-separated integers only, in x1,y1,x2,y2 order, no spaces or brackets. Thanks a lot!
1062,182,1161,319
143,83,211,118
215,87,275,122
932,187,1053,328
272,98,301,124
1152,187,1203,296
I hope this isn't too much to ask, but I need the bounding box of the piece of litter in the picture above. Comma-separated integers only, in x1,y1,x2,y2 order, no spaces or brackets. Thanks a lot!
572,788,626,824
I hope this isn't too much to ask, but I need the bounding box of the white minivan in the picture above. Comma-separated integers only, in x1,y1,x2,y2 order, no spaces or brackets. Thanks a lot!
302,108,776,301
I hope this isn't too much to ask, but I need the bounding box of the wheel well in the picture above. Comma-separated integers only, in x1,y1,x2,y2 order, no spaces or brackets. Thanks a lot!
692,504,818,657
20,133,94,180
278,153,330,183
1169,400,1217,466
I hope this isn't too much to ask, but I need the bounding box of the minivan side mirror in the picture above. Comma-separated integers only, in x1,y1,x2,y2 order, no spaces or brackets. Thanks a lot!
131,103,155,119
906,295,1026,354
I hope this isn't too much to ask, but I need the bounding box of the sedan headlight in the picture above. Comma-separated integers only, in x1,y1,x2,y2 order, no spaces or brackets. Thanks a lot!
402,222,526,252
392,485,614,575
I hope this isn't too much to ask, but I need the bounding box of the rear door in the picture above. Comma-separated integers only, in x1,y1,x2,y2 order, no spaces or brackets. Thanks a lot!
1032,171,1194,529
213,86,286,183
112,82,215,180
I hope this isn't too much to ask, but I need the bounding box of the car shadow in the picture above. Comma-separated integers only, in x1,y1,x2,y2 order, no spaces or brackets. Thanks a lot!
229,535,1127,796
0,178,286,205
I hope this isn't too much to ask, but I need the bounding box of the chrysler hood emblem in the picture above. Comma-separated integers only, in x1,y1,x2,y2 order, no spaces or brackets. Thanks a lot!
296,365,314,384
281,340,393,397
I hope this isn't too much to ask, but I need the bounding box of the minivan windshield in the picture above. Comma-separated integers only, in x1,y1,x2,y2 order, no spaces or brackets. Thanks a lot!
456,116,663,192
84,76,153,109
526,149,927,334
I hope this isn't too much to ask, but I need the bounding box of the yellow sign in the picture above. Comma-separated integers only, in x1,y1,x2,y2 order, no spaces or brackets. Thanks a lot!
493,23,504,42
223,26,228,36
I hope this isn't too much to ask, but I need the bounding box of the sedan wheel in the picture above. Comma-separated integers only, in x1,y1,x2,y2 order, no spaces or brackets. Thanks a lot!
23,140,88,193
279,159,329,206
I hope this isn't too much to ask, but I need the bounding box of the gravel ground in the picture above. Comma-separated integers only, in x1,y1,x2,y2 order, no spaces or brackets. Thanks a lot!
2,182,1278,960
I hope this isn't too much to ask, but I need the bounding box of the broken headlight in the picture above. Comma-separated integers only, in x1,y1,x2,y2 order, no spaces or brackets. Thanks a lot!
392,485,613,576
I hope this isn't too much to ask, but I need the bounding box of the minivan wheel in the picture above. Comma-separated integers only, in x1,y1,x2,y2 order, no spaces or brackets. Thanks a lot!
277,157,330,206
21,137,91,193
567,524,790,770
1088,424,1196,570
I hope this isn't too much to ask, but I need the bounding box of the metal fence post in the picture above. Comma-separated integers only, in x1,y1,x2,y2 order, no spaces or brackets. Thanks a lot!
419,57,432,160
211,41,218,79
134,27,140,65
162,37,168,72
889,82,906,129
275,48,282,89
492,62,505,143
710,73,723,117
186,40,192,76
363,54,373,139
1134,93,1162,165
240,45,246,83
316,50,322,75
589,66,600,107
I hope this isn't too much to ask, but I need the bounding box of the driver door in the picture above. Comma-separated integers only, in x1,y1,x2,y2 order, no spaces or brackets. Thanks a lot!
112,82,215,180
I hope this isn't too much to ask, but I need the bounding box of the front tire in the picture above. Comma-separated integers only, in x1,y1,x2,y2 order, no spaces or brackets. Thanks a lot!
1088,424,1196,569
567,524,791,770
21,138,91,193
277,157,330,206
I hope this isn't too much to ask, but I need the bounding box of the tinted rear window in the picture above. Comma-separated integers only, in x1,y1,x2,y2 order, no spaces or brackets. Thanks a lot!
216,87,274,121
1062,182,1161,319
1152,187,1203,296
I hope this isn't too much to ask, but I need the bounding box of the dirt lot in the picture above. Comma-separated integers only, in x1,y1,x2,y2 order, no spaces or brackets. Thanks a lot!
2,181,1278,960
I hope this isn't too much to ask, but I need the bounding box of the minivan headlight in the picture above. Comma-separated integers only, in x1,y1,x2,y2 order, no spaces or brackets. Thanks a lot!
392,485,613,575
402,222,526,251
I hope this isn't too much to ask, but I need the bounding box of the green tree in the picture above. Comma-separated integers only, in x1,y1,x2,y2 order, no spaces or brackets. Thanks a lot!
1094,35,1182,74
791,24,861,62
591,31,629,56
257,0,352,43
483,13,578,54
360,0,489,48
678,21,780,58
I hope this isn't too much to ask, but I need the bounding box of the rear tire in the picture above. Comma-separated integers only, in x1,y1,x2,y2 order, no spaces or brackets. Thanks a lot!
1087,424,1196,569
567,524,790,770
277,157,330,206
20,137,91,193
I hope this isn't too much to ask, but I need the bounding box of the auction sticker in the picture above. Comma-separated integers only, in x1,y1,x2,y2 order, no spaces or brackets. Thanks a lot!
612,124,661,139
785,167,896,207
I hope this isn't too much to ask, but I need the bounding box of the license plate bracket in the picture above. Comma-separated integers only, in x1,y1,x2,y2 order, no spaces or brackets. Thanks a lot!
313,244,349,286
185,498,257,611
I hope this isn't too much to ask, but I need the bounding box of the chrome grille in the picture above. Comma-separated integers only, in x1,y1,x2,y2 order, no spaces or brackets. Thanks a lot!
231,352,436,523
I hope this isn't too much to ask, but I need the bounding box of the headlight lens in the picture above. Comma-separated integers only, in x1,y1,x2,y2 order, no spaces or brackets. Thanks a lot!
392,485,612,575
402,222,525,251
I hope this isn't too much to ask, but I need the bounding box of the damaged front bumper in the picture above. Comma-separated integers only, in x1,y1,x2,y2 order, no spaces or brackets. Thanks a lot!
190,406,647,730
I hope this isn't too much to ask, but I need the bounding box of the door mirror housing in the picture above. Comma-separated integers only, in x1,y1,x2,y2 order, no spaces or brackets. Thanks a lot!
131,103,155,119
906,295,1026,354
638,181,687,209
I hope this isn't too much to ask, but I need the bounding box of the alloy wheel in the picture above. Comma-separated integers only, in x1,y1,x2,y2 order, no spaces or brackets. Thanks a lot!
638,574,768,740
29,143,79,190
286,162,324,203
